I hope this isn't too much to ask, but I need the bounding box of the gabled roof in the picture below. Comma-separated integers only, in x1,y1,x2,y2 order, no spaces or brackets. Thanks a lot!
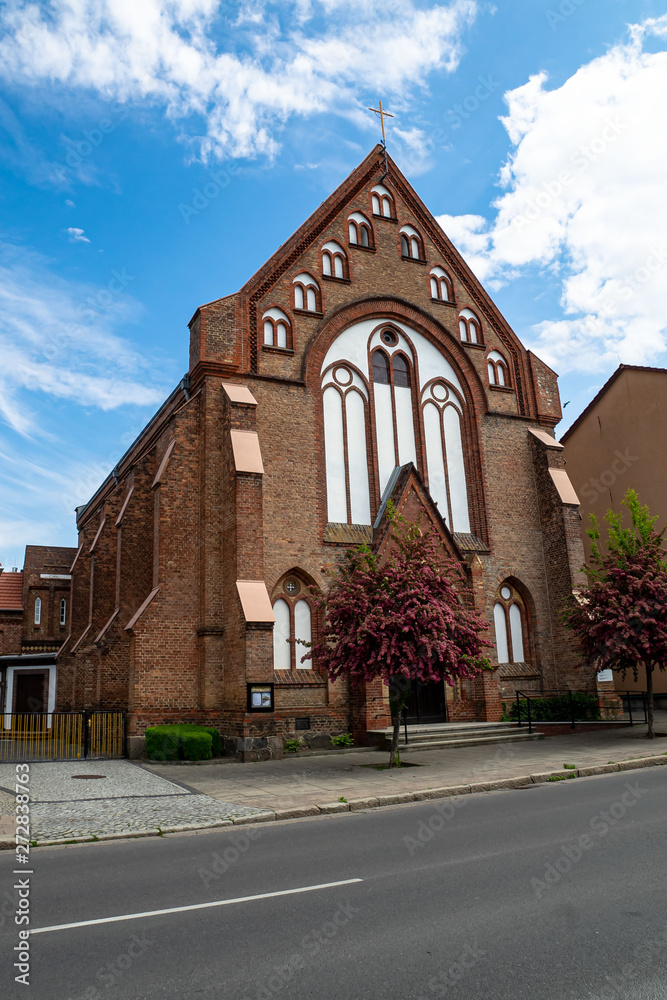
0,571,23,610
372,463,465,567
560,364,667,443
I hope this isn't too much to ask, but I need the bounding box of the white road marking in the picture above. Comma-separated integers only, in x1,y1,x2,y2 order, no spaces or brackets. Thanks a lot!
31,878,364,935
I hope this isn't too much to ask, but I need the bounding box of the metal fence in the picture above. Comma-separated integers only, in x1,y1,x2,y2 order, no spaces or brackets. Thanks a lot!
514,689,628,734
0,711,125,761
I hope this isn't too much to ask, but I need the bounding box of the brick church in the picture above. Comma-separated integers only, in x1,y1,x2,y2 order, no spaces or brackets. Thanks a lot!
56,145,592,758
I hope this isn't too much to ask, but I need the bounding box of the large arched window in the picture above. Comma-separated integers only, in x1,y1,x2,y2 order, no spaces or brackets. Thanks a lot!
293,273,321,313
272,575,314,671
371,183,395,218
263,307,292,349
322,241,348,280
493,582,528,665
320,319,472,532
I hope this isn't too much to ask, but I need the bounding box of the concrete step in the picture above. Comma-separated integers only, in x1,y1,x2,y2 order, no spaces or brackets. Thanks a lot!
385,731,544,752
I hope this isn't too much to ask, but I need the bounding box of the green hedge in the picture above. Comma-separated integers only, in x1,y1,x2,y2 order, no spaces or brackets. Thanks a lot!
145,724,220,761
505,693,601,723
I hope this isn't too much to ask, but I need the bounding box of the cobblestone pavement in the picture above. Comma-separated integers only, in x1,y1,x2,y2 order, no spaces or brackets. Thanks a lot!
144,718,667,811
0,760,270,844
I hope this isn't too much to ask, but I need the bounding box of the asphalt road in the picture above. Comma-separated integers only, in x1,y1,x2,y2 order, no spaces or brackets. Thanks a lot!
2,768,667,1000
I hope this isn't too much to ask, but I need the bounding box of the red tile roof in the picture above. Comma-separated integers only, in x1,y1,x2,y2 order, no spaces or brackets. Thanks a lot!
0,571,23,610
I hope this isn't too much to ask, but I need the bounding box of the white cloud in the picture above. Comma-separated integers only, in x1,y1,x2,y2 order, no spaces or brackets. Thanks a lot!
66,226,90,242
0,0,477,161
0,243,168,436
65,199,75,206
436,16,667,374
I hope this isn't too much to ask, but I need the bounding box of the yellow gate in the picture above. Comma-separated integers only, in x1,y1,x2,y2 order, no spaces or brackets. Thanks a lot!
0,712,124,761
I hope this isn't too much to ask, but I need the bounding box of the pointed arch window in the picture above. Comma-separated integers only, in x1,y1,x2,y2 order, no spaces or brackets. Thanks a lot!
34,596,41,626
400,225,424,261
421,380,471,532
293,273,321,313
487,350,510,387
371,183,395,219
348,212,373,249
493,583,528,665
322,241,348,280
371,341,418,497
429,266,454,302
458,308,482,345
262,307,292,350
272,576,314,671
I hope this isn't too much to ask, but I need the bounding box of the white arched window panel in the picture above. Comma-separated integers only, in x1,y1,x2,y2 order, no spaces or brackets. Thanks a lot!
306,287,317,311
373,378,396,495
410,236,420,258
423,402,450,524
263,319,273,345
460,308,481,344
345,390,371,524
349,212,369,225
488,350,505,362
400,224,419,237
294,600,313,668
264,307,289,322
459,318,469,342
443,406,470,532
294,285,304,309
421,381,460,410
509,603,524,662
322,254,332,276
368,329,413,361
273,599,291,670
276,322,287,349
371,184,393,217
293,272,318,287
372,193,380,215
321,367,368,399
494,603,509,664
334,255,344,278
323,387,347,522
411,330,464,397
34,597,41,626
395,380,417,469
430,276,439,298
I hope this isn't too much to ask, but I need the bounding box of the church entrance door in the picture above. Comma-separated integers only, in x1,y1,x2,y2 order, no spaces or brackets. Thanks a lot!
403,679,447,724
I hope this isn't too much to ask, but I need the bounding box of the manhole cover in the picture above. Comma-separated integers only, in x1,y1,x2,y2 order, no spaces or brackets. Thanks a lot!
71,775,107,780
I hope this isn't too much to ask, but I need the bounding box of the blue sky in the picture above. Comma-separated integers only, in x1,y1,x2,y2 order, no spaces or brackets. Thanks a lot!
1,0,666,568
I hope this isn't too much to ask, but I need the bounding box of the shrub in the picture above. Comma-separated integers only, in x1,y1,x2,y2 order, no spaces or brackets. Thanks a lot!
284,738,301,752
145,724,216,761
331,733,354,747
180,730,212,761
506,693,601,723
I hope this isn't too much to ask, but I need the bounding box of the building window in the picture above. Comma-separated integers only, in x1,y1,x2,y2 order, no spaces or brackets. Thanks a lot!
493,582,528,664
59,598,66,626
293,273,321,312
429,266,454,302
34,597,41,626
322,241,348,280
348,212,373,248
321,320,472,532
273,577,314,671
262,307,292,349
487,350,509,387
458,308,482,344
399,225,424,260
371,183,395,218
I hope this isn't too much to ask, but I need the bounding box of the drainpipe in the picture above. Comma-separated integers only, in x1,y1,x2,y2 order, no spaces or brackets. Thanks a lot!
180,374,191,401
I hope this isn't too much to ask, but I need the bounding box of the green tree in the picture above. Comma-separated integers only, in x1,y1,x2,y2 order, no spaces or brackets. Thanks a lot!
305,508,492,766
565,489,667,738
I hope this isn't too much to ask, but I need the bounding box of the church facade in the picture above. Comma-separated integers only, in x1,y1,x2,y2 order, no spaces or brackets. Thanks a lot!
57,146,591,758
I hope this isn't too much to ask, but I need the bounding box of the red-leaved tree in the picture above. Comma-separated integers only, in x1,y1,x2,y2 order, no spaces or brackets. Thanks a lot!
305,508,492,766
565,490,667,738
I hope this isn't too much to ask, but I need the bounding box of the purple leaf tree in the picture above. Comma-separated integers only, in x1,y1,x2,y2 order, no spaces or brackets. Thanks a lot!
565,489,667,738
305,506,492,766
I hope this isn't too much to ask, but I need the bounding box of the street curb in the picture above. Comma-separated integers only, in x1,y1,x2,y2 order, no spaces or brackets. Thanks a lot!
12,752,667,848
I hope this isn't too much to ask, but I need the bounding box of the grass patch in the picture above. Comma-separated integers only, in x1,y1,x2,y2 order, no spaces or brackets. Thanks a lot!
563,763,577,770
362,761,424,770
548,773,573,781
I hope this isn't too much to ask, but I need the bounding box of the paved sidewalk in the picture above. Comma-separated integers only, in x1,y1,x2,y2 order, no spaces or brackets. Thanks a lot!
143,720,667,813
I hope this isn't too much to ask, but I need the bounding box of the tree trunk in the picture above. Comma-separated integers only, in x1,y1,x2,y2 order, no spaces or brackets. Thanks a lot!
645,662,655,739
389,707,401,768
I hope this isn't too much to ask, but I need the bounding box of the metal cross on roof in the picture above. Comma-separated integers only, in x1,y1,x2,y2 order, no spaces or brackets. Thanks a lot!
368,100,394,143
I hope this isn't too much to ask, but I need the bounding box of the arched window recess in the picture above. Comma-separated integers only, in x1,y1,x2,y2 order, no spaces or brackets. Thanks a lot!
487,350,511,389
429,266,454,304
262,307,293,351
293,273,322,314
371,183,396,220
493,581,530,666
321,241,349,281
348,212,374,250
399,225,425,262
458,308,484,347
272,573,318,673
